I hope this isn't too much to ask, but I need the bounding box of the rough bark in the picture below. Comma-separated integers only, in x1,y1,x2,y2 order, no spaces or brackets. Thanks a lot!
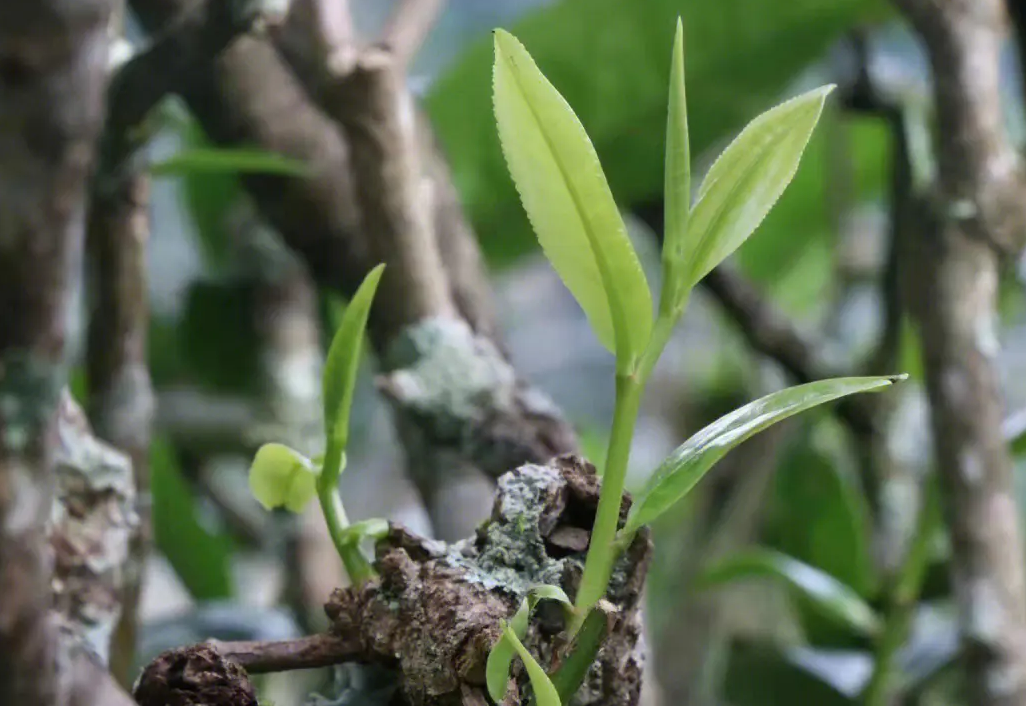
50,392,136,664
894,1,1026,703
0,1,116,704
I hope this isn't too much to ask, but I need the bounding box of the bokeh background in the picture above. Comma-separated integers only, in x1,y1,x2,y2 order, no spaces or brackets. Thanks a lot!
105,1,1026,703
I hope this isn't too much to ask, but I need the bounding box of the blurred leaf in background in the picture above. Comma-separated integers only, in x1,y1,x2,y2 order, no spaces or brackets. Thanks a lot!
764,425,875,598
151,438,235,600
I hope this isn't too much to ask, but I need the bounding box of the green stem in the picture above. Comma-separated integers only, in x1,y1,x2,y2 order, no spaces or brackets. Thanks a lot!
318,441,375,584
569,307,682,634
862,479,940,706
572,372,644,631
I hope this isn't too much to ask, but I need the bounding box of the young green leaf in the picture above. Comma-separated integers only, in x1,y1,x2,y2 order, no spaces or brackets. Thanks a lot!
486,585,571,702
150,147,311,177
696,548,881,636
661,18,691,314
684,85,833,288
503,623,563,706
248,443,320,513
493,29,653,370
551,606,610,702
322,264,385,480
623,375,904,534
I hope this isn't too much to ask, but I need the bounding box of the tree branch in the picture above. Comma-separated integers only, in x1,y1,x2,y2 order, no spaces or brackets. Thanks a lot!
89,5,258,680
0,1,124,704
210,633,361,674
894,1,1026,703
381,0,446,69
86,172,154,685
98,0,255,187
894,0,1026,256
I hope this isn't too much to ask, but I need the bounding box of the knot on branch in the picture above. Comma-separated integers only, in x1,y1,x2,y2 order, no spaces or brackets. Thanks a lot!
325,455,651,706
134,643,258,706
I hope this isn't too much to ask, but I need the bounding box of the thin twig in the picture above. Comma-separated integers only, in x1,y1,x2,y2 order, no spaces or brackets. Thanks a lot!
210,633,362,674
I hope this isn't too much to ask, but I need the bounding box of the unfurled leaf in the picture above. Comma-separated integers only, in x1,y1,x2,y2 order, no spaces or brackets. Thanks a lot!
487,585,571,702
684,85,832,287
150,147,310,177
624,376,904,533
493,29,652,369
503,623,563,706
697,548,881,636
248,443,320,513
661,18,691,313
322,264,385,482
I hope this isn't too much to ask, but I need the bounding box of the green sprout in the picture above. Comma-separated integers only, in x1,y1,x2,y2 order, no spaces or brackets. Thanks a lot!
247,264,386,585
489,18,904,702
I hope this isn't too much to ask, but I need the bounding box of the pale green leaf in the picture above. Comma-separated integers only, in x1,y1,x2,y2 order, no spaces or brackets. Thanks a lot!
492,30,652,369
487,584,571,702
150,147,310,177
322,264,385,482
503,622,563,706
697,548,881,635
661,18,691,313
685,85,833,287
248,443,319,513
624,376,903,533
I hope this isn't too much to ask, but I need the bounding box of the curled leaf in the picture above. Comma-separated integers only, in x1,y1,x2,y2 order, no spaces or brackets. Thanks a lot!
248,443,319,513
486,584,571,702
503,622,563,706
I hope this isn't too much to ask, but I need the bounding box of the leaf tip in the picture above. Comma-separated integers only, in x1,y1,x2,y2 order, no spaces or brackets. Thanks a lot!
888,373,909,384
493,28,519,57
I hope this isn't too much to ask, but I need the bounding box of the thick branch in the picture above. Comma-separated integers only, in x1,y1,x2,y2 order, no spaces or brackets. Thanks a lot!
0,1,121,705
331,48,459,336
